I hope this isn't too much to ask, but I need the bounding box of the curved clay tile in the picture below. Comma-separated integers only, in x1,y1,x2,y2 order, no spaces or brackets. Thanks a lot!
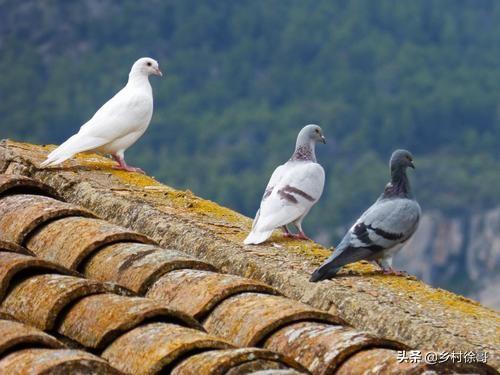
0,348,121,374
83,242,215,294
264,321,406,374
0,240,33,256
171,348,308,375
0,194,94,244
203,293,345,347
245,371,305,375
0,174,60,200
26,216,156,270
0,251,78,301
102,322,233,375
0,319,65,357
335,348,496,375
1,274,110,331
57,293,202,350
146,269,280,320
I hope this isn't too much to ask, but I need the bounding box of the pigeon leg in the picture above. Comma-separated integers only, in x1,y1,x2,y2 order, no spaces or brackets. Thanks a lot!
111,154,145,174
375,258,405,276
282,226,294,238
282,225,310,240
292,221,312,241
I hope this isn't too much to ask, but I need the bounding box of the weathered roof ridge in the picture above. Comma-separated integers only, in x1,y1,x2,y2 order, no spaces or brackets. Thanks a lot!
1,139,499,370
0,201,311,372
0,179,443,374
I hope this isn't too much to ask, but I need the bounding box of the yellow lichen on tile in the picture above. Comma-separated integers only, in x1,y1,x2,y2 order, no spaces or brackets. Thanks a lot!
7,141,499,334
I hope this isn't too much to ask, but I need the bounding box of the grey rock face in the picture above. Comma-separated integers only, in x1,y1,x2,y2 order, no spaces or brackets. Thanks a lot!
395,209,500,309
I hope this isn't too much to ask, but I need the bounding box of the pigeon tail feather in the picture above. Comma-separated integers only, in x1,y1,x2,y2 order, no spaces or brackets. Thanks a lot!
41,134,107,167
309,264,341,282
243,229,274,245
40,150,74,167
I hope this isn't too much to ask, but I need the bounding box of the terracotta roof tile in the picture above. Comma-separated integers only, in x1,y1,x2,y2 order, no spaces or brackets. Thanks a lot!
26,216,155,270
0,251,78,301
0,315,121,374
0,173,60,199
171,348,307,375
0,348,121,374
0,171,494,374
203,292,345,347
57,293,202,350
0,239,34,256
102,322,234,374
264,321,406,374
146,269,280,320
0,194,94,244
335,348,495,375
1,273,110,330
0,318,64,355
83,242,216,294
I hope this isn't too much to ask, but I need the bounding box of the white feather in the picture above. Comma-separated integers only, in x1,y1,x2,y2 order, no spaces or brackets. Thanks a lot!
41,57,157,168
244,161,325,244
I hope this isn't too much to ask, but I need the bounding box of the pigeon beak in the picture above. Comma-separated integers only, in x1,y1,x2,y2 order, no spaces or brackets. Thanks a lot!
321,135,326,144
409,160,415,169
154,67,163,77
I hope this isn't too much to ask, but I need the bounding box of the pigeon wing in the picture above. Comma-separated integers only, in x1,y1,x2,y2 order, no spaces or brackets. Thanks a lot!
310,198,420,281
42,87,152,167
254,162,325,232
350,198,421,249
244,162,324,245
79,88,153,139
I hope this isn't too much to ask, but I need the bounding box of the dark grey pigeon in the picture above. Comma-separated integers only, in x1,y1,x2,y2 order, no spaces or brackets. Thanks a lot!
310,149,421,282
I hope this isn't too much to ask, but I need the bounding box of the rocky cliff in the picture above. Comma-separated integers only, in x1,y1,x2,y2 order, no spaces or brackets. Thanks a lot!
395,209,500,310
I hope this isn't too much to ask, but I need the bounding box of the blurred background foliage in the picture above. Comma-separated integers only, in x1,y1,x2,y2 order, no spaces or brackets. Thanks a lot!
1,0,499,298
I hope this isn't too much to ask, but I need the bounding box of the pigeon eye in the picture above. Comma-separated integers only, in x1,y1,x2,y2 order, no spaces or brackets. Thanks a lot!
147,62,152,67
315,129,319,133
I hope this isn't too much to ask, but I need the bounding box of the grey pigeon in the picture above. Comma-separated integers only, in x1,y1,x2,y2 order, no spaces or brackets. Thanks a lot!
310,149,421,281
41,57,163,173
244,124,326,245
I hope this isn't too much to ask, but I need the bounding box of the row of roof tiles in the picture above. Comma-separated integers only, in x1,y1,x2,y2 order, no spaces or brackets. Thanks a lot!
0,174,494,374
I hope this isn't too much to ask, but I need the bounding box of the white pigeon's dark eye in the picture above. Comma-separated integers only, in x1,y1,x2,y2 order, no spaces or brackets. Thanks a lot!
147,62,152,66
315,129,319,133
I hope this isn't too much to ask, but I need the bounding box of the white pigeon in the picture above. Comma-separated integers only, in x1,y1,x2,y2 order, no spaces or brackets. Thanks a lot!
40,57,163,173
244,124,326,245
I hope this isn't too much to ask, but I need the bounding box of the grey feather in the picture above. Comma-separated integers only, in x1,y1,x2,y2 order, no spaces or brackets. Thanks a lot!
311,149,421,282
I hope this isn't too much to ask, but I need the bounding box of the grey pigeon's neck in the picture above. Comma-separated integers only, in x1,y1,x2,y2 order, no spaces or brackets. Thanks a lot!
290,137,316,162
383,166,412,199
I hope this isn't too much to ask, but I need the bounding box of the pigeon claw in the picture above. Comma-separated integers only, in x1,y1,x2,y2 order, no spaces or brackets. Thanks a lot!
295,231,312,241
283,231,312,241
381,268,406,276
112,165,145,174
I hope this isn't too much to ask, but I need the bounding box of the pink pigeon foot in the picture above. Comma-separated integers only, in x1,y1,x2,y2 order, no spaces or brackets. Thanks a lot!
283,231,311,240
295,231,312,241
112,155,145,174
381,268,406,276
112,165,145,173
